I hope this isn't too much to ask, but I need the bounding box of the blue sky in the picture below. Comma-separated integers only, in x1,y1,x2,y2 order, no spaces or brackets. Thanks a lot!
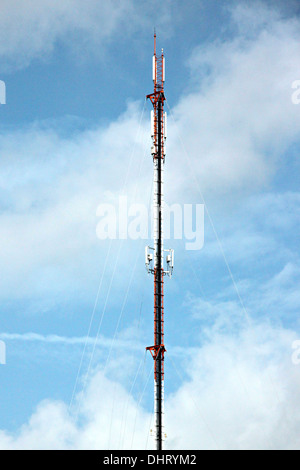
0,0,300,450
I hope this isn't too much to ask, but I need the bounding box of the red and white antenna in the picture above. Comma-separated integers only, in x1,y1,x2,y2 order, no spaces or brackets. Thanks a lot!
145,32,174,451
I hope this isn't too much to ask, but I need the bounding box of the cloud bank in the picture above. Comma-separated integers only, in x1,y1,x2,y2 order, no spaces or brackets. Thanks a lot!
0,0,175,71
0,321,299,450
0,2,300,450
167,2,300,199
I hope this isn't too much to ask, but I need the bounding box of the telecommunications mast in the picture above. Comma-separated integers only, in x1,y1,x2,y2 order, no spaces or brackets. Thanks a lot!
145,32,174,451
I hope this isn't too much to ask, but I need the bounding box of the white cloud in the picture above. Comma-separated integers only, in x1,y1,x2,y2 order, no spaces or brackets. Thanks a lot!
165,323,300,450
0,0,136,69
199,190,300,272
1,2,300,306
0,332,143,352
166,3,300,199
0,3,300,450
0,0,176,71
0,321,299,449
257,262,300,316
0,102,152,301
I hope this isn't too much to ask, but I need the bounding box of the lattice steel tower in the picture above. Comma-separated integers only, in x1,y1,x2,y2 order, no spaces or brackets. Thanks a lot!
145,33,174,451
